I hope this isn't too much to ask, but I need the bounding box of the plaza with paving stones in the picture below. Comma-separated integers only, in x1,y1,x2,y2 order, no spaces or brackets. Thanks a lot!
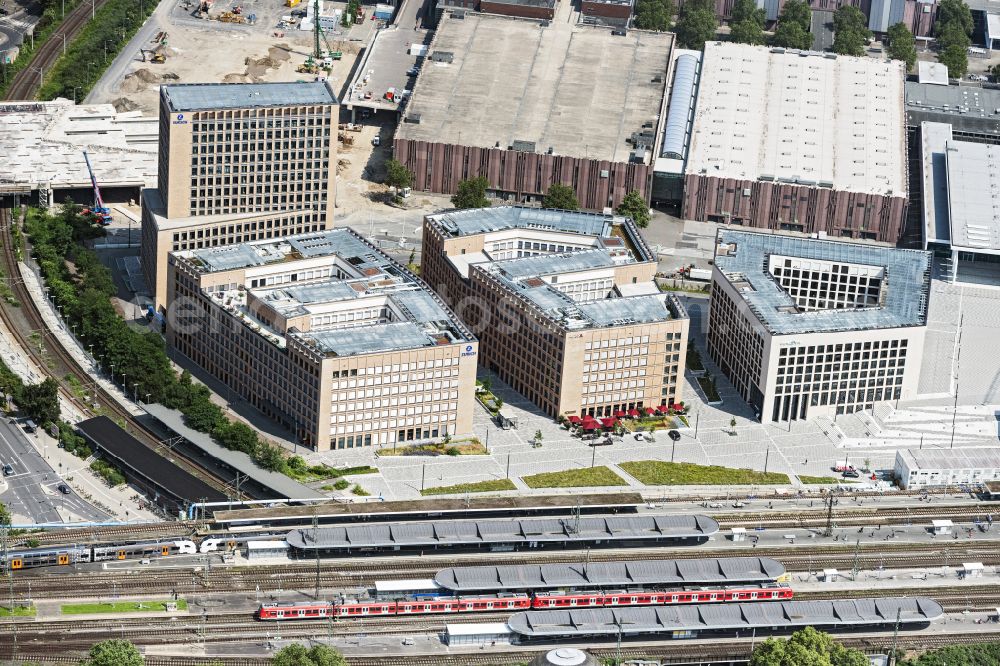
296,272,1000,501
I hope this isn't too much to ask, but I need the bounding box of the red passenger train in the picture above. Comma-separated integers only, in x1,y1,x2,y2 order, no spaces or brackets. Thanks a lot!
256,584,794,620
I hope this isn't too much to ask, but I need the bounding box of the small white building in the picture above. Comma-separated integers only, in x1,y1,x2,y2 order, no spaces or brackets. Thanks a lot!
894,448,1000,489
445,622,512,646
931,519,953,535
730,527,747,542
246,540,289,560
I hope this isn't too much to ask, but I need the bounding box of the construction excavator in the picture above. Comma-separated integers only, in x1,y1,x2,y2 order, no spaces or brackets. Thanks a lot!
297,0,341,74
139,49,166,63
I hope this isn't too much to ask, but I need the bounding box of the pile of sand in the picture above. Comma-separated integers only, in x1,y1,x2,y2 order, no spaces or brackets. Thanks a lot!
337,158,351,175
112,97,140,112
222,73,250,83
120,68,162,93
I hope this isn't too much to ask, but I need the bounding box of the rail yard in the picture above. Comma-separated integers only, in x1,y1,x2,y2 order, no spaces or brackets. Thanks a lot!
2,492,1000,663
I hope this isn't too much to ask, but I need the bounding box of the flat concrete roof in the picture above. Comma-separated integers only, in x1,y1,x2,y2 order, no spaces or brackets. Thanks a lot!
162,82,337,113
686,43,906,196
434,557,785,592
898,447,1000,471
944,140,1000,254
918,61,950,86
905,81,1000,137
0,101,157,193
508,598,944,637
397,12,672,163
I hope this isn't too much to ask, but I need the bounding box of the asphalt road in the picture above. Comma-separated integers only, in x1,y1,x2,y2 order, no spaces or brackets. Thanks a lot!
811,10,835,52
0,418,108,524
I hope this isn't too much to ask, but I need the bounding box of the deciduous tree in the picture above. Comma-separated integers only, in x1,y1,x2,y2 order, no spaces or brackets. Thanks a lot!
615,190,651,228
81,639,144,666
384,159,413,195
451,177,491,209
271,643,347,666
674,0,719,50
634,0,675,31
886,22,917,70
542,184,580,211
831,6,870,56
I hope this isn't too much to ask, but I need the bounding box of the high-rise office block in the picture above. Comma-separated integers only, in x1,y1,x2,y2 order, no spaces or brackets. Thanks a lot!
142,82,339,308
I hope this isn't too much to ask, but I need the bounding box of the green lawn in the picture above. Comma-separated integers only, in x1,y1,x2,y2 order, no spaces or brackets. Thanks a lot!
0,605,35,617
61,599,187,615
421,479,517,496
799,475,841,484
522,466,627,489
619,461,790,486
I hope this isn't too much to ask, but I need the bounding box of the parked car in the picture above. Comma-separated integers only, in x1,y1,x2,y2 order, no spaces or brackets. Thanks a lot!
57,483,71,494
2,463,13,476
842,469,860,478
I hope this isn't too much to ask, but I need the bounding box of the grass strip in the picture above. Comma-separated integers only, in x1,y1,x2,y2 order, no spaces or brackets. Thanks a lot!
522,466,627,489
620,460,790,485
420,479,517,496
62,599,187,614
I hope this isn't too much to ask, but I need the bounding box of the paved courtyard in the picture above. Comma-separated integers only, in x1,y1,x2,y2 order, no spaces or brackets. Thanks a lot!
299,275,1000,501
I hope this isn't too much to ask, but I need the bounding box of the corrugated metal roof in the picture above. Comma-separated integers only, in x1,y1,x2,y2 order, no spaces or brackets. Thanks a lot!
507,598,943,637
434,557,784,592
287,514,718,549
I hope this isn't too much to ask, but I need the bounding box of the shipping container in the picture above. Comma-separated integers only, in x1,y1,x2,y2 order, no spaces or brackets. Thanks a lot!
286,0,301,7
374,3,393,19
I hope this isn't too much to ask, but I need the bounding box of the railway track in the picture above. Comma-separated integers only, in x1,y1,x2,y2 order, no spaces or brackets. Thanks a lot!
9,540,1000,598
711,503,996,529
3,0,115,101
0,208,230,495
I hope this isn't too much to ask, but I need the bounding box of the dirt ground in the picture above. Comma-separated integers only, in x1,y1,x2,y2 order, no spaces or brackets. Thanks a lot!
96,11,363,115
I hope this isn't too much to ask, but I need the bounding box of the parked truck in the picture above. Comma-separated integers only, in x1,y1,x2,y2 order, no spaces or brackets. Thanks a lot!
373,3,393,20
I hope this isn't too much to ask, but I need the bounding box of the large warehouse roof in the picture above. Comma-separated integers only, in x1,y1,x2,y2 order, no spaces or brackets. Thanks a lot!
434,557,784,592
686,44,906,196
922,122,1000,256
397,13,671,163
714,229,930,334
286,514,718,549
507,598,943,637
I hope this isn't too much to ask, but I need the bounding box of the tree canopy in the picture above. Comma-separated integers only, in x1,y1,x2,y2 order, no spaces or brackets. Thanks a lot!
778,0,812,32
749,627,869,666
81,640,144,666
0,501,10,526
674,0,719,50
886,22,917,71
451,177,491,209
771,0,813,49
771,20,813,49
899,641,1000,665
542,184,580,211
935,0,972,78
935,0,973,37
729,0,766,44
18,378,60,427
615,190,651,228
384,159,413,194
634,0,674,31
831,5,871,56
271,643,347,666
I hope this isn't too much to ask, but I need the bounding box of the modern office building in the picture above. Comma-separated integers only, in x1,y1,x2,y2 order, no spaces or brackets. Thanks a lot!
142,82,339,309
166,228,478,452
920,121,1000,286
422,207,689,419
894,449,1000,489
707,230,931,423
682,43,908,243
394,13,673,210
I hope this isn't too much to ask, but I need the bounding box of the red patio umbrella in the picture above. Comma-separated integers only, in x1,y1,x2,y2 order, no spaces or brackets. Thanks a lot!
600,417,617,429
582,421,598,431
657,404,670,414
567,415,582,425
627,409,640,418
645,407,656,416
613,410,627,418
